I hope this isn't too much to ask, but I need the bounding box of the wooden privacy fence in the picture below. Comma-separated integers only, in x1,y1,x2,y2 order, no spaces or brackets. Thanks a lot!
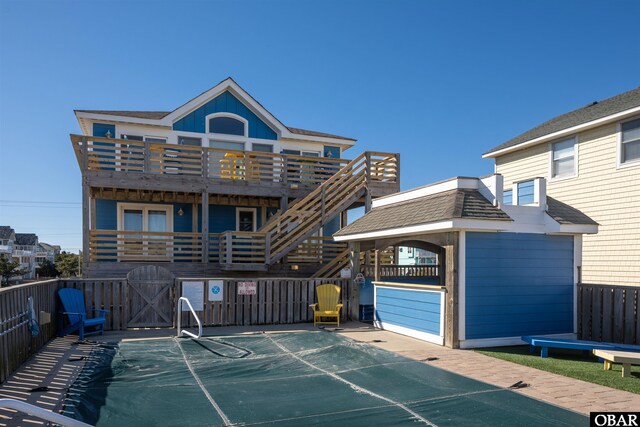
1,277,349,382
578,283,640,345
177,278,351,329
0,280,61,383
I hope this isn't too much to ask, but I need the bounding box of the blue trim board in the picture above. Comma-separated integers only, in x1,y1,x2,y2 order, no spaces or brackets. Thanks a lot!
173,91,277,140
375,287,441,336
465,232,574,340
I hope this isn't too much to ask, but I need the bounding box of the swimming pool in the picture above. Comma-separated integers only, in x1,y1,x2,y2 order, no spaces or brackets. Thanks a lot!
63,331,586,426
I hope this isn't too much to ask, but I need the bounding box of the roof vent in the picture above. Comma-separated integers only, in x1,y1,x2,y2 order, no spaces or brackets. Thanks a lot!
586,101,599,107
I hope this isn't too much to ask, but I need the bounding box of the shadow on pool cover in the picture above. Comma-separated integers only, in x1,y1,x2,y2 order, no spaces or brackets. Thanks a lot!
63,331,587,426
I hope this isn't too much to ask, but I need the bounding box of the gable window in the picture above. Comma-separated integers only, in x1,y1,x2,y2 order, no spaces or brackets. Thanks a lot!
551,137,576,178
517,180,535,205
207,114,247,137
503,190,513,205
621,118,640,164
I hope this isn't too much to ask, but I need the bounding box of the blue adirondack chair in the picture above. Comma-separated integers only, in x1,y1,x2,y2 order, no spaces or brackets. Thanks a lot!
58,288,108,340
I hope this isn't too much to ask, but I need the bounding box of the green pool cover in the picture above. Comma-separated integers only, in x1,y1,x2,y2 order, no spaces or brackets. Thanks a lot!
64,331,587,426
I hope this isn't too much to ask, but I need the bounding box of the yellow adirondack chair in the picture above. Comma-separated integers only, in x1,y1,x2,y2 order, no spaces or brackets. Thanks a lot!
310,284,343,327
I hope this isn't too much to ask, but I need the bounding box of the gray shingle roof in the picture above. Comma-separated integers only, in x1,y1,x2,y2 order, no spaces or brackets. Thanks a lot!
485,86,640,156
75,110,170,119
546,197,598,226
15,233,38,245
334,189,511,237
287,127,356,141
0,226,15,240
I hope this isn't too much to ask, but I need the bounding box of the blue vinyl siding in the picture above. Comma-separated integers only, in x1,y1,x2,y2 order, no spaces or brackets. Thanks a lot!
173,91,277,140
517,180,535,205
375,287,442,336
323,215,341,237
465,232,574,339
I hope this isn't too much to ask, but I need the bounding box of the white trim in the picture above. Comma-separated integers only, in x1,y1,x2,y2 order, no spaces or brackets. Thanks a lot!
616,115,640,169
458,231,466,341
373,177,479,208
459,333,577,349
483,105,640,158
573,234,582,335
374,285,446,345
236,207,257,232
373,321,445,346
205,112,249,138
116,202,173,232
549,135,578,182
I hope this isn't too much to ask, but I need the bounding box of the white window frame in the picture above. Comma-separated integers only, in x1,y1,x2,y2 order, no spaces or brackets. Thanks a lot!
617,116,640,169
549,136,578,181
116,203,174,260
206,112,249,138
236,208,257,232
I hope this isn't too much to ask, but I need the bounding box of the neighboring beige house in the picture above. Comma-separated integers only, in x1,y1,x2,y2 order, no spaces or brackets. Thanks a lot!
483,87,640,287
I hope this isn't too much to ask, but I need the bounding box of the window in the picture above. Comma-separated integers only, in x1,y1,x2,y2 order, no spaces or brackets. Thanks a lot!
210,140,245,151
503,190,512,205
517,180,534,205
117,203,173,260
120,135,167,143
178,136,202,146
551,137,576,178
209,116,245,136
252,143,273,153
236,208,256,232
621,118,640,164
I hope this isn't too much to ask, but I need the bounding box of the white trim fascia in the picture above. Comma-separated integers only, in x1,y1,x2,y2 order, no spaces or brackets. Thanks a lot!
76,112,172,128
334,219,515,242
459,333,577,349
483,105,640,158
373,177,479,208
280,134,356,146
458,230,466,341
373,320,444,346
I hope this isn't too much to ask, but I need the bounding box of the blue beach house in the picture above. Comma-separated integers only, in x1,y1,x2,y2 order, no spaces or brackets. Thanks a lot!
334,174,598,348
71,78,400,278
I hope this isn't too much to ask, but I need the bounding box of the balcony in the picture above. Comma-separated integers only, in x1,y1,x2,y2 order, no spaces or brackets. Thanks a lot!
71,134,353,195
89,230,347,266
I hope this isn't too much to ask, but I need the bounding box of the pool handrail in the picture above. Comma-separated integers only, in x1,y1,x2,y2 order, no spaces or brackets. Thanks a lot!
0,399,91,427
177,297,203,339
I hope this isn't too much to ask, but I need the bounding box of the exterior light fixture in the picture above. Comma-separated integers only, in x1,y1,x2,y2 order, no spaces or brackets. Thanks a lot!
177,208,184,216
105,130,112,138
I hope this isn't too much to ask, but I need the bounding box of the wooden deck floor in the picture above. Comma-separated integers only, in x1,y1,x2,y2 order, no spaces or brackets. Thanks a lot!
0,336,93,427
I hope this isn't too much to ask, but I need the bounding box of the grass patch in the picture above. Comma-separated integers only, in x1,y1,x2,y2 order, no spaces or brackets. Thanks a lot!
475,346,640,394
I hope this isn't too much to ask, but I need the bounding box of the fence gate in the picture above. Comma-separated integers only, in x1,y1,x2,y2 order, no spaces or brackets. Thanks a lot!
126,266,175,327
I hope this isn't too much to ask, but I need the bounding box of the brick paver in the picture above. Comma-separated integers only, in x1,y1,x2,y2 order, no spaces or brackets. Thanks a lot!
336,323,640,415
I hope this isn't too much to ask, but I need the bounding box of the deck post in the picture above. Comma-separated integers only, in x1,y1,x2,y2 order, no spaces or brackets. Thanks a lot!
225,232,233,265
143,141,151,173
444,231,459,349
364,152,372,213
264,232,271,265
201,192,209,263
349,242,361,321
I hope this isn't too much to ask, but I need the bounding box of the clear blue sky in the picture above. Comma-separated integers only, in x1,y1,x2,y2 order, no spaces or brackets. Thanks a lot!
1,0,638,252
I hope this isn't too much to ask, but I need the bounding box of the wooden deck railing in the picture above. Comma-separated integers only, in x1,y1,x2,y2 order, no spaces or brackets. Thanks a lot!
362,264,439,278
287,237,348,264
219,231,267,265
221,151,399,266
71,134,349,185
89,230,203,262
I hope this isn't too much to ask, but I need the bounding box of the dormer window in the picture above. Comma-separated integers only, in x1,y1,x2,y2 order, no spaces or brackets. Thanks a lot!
207,114,247,137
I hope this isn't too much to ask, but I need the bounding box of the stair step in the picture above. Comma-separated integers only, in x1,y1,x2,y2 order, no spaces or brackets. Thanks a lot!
220,263,268,272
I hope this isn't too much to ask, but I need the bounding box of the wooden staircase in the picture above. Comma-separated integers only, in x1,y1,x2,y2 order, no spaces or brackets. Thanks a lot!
219,151,398,270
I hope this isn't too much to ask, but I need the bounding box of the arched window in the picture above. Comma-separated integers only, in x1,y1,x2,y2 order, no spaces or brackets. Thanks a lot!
208,116,246,136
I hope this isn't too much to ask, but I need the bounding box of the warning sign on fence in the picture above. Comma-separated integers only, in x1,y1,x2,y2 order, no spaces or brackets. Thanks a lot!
237,281,257,295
